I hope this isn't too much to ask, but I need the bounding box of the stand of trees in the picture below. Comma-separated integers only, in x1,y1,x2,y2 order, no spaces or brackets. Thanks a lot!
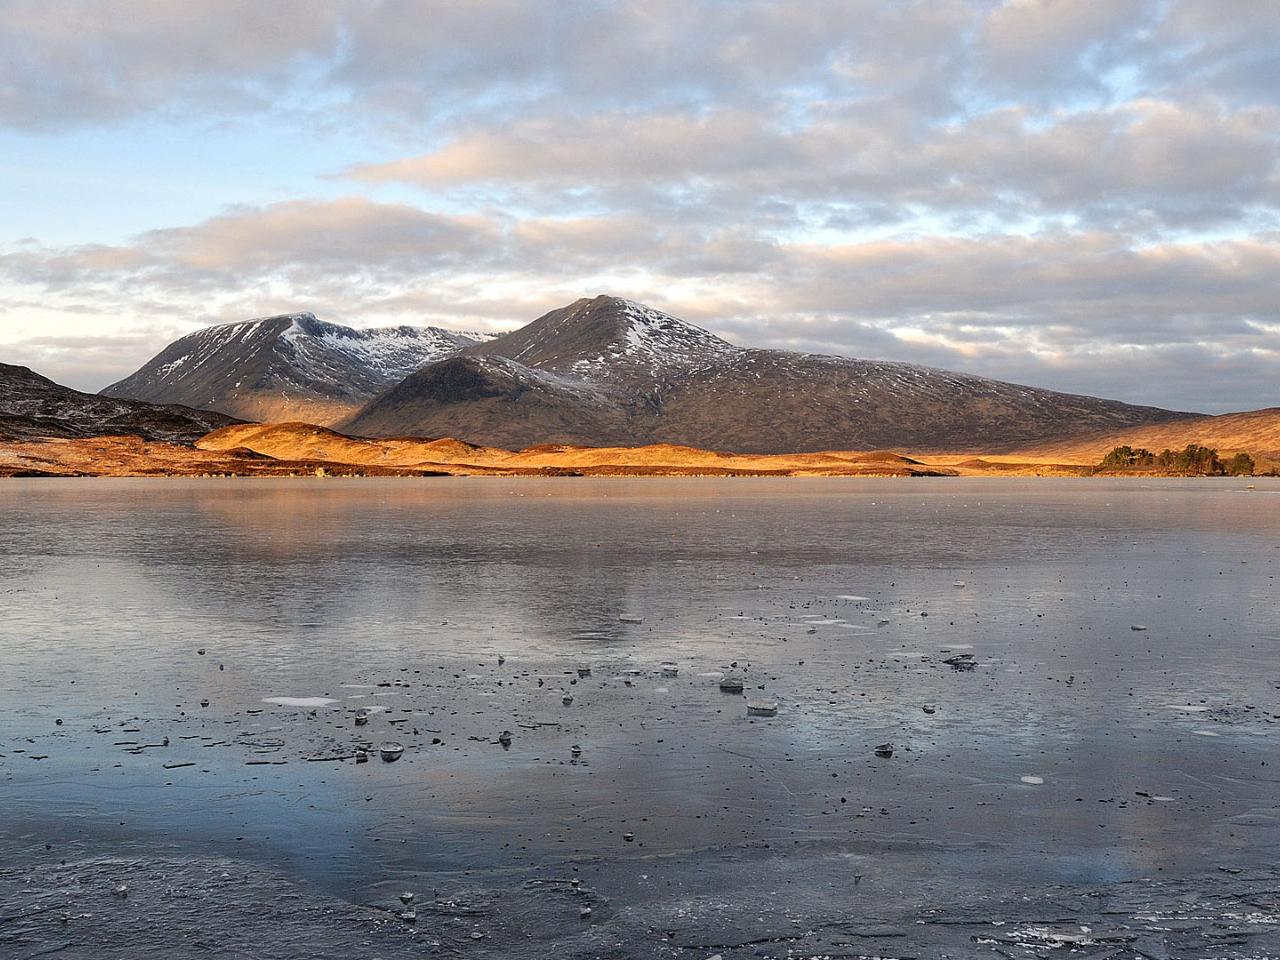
1098,444,1255,476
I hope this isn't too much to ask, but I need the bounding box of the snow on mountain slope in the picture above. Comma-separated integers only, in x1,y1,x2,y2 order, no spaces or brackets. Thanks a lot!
103,313,490,424
277,315,482,380
464,296,736,384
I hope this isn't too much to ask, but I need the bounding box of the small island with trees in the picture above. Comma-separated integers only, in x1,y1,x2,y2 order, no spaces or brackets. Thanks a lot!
1096,444,1257,476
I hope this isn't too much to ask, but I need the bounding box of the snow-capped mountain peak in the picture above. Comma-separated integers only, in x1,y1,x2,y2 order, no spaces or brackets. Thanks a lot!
467,294,737,381
103,312,490,424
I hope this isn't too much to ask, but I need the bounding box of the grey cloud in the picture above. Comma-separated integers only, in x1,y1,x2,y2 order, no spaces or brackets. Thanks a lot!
976,0,1154,99
1,330,189,392
138,198,500,281
917,101,1280,227
309,0,965,122
0,1,343,129
773,232,1280,322
1,199,502,295
349,96,1280,231
5,1,1279,236
3,1,1271,132
0,0,912,130
1148,1,1280,107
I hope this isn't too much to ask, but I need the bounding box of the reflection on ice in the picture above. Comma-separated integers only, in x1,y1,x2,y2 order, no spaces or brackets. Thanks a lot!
261,696,338,707
1,477,1278,958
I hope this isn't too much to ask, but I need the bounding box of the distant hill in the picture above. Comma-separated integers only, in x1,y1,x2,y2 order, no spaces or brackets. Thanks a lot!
338,295,1188,452
1006,408,1280,463
102,312,488,424
0,361,236,443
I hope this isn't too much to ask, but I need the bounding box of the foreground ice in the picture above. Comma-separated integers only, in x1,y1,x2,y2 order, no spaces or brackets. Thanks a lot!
1,852,1277,959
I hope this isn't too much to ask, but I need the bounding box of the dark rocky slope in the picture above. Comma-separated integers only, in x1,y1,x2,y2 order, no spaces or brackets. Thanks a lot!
1,362,237,443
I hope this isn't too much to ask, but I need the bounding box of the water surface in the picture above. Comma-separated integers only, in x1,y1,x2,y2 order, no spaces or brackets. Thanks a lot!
2,477,1278,957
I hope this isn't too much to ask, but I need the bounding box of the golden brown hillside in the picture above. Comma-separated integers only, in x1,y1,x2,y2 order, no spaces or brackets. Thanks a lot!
6,411,1277,479
996,408,1280,464
195,422,954,476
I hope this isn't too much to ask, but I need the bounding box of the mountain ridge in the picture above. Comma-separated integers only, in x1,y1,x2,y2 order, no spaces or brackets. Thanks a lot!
101,312,489,424
339,294,1190,452
101,295,1195,453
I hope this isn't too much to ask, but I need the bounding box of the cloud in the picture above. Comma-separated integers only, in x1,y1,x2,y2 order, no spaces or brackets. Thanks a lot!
0,0,914,131
1,1,1268,132
349,111,771,185
1,331,188,393
0,1,343,129
772,232,1280,326
1150,0,1280,106
977,0,1152,97
6,3,1280,235
139,198,500,281
1,199,501,294
347,96,1280,231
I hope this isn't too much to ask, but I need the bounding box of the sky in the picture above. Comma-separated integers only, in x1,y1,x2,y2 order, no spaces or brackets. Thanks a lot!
0,0,1277,412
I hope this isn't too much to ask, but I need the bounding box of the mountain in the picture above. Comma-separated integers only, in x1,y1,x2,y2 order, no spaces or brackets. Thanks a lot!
338,295,1189,452
102,312,488,424
0,362,237,443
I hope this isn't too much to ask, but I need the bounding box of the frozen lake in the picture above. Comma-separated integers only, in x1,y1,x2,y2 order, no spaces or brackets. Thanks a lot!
2,477,1278,958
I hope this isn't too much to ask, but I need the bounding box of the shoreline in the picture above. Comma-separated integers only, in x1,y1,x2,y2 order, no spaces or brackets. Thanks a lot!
5,470,1273,480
